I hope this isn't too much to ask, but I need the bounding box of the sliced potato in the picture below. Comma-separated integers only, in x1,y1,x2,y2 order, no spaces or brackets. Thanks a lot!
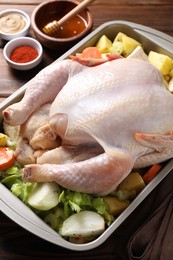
113,32,127,42
0,133,8,146
148,51,173,75
113,32,141,57
28,182,59,211
117,172,146,194
104,196,130,216
110,41,123,54
121,36,141,57
96,35,112,53
59,210,105,237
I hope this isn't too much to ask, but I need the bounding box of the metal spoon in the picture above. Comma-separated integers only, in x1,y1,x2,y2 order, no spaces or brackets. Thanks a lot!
42,0,95,37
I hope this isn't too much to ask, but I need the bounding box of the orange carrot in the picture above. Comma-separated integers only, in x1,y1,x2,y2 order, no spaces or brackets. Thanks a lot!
0,147,15,171
81,47,102,59
143,163,162,184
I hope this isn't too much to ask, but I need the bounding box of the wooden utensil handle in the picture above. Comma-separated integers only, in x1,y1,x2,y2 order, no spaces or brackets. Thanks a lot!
57,0,95,27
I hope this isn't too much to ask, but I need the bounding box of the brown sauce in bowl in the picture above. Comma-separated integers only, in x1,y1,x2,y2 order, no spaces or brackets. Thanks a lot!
41,13,87,38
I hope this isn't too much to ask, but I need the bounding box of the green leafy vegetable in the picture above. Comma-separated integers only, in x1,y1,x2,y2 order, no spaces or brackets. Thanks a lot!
1,163,114,235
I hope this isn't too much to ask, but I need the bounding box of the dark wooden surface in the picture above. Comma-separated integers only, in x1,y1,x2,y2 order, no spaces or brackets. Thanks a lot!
1,0,173,259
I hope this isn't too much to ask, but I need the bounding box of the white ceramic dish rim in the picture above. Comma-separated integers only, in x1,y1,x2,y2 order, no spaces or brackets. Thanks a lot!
1,20,173,251
0,9,30,36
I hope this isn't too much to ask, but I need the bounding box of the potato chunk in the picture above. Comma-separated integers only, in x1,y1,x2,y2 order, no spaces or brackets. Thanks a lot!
104,196,130,216
96,35,112,53
148,51,173,75
0,133,8,146
113,32,141,57
113,32,127,42
117,172,146,194
121,36,141,57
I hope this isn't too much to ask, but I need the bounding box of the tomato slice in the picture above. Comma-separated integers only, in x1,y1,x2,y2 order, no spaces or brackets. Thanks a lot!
0,147,15,171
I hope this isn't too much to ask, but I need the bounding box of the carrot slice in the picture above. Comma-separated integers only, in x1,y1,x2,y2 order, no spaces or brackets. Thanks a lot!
81,47,102,59
0,147,15,171
143,163,162,184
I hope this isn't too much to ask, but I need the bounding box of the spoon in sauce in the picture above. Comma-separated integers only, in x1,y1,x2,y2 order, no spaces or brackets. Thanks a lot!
42,0,95,37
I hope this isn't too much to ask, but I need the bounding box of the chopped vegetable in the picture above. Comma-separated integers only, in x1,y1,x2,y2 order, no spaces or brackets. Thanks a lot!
59,210,105,237
0,133,8,146
96,35,112,53
44,212,60,230
81,47,102,59
113,32,127,42
104,196,130,216
1,164,22,188
112,32,141,57
117,172,146,193
121,35,141,57
6,165,21,175
148,51,173,75
127,46,148,61
0,147,15,171
12,182,34,203
59,190,107,216
28,182,60,210
43,207,65,231
110,41,123,54
1,174,21,188
114,189,136,201
143,164,162,184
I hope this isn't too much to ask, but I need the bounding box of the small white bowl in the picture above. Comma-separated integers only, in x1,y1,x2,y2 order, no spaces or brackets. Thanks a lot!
0,9,30,41
3,37,43,70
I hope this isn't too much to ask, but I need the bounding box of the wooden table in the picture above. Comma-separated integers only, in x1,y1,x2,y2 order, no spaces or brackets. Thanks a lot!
1,0,173,259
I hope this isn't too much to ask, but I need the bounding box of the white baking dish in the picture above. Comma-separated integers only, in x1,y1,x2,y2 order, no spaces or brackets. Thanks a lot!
1,20,173,251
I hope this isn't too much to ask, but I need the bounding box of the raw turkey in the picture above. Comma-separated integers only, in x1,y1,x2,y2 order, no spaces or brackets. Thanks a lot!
3,58,173,195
